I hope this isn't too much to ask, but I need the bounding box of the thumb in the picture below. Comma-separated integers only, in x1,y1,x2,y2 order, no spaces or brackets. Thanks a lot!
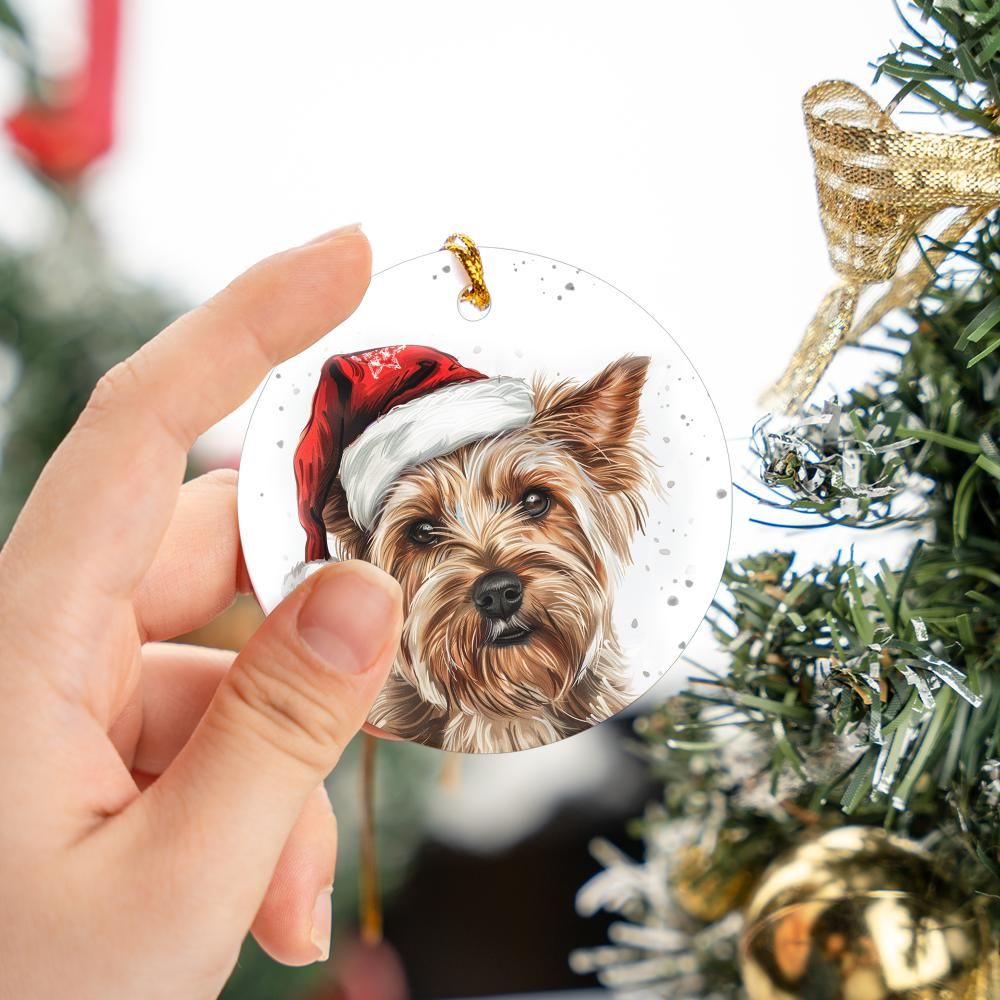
140,560,402,919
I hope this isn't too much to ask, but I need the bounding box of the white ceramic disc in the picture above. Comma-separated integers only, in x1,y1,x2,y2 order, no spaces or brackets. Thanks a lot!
238,246,731,753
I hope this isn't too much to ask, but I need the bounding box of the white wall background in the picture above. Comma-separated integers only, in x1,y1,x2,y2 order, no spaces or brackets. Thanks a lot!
0,1,928,845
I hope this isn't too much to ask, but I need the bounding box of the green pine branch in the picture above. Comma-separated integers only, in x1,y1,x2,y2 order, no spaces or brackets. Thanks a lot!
876,0,1000,131
579,4,1000,992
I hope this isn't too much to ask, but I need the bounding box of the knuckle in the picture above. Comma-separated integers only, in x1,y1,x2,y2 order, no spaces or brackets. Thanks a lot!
85,356,144,421
200,467,239,491
224,655,350,772
202,286,277,370
85,353,191,451
183,467,239,507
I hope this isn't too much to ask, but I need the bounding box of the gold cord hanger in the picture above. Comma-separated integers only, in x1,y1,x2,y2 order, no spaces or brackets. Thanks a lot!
443,232,492,311
359,733,382,945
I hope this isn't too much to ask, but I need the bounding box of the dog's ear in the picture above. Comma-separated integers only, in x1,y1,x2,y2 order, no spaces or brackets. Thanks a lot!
533,355,650,490
322,482,368,559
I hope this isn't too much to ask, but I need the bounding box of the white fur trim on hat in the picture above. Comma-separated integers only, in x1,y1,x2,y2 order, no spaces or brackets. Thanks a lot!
283,530,348,596
282,557,332,597
340,376,535,529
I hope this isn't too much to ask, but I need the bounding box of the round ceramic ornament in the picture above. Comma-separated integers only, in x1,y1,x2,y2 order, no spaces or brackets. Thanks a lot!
238,236,732,753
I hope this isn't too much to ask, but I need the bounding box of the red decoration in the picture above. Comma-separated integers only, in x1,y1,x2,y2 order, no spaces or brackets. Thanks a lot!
5,0,120,181
310,938,410,1000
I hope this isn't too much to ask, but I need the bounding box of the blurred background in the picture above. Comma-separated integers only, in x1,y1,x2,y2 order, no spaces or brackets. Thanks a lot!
0,2,921,997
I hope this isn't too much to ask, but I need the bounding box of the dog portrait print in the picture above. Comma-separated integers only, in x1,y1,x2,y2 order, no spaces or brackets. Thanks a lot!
290,344,656,753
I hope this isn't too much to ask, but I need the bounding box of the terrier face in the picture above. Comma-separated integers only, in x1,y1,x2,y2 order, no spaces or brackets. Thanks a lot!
323,355,653,723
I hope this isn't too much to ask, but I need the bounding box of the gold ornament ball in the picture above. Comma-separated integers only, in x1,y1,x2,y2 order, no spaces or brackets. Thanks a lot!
740,826,994,1000
671,845,753,923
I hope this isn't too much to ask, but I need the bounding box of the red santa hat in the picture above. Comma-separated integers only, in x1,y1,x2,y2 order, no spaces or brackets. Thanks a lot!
293,344,535,561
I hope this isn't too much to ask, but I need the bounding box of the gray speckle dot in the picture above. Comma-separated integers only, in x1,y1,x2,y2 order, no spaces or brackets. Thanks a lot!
662,436,671,444
473,345,482,354
685,579,693,588
667,479,676,488
678,641,686,649
278,405,284,412
667,596,679,606
659,548,670,556
642,670,650,678
565,282,575,291
442,264,451,273
631,618,639,629
274,372,282,379
432,274,438,280
716,488,728,499
292,387,300,395
277,440,284,449
557,295,562,301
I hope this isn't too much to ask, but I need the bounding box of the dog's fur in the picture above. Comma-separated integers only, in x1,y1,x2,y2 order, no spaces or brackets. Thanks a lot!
323,355,655,752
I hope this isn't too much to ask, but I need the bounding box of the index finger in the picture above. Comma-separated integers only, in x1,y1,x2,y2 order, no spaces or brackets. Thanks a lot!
2,226,370,605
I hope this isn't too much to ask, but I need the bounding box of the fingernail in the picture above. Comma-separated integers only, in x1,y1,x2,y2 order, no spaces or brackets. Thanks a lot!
310,885,333,962
305,223,363,246
298,563,400,673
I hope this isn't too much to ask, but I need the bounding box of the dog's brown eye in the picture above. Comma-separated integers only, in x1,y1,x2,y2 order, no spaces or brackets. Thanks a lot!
520,489,551,518
407,520,438,545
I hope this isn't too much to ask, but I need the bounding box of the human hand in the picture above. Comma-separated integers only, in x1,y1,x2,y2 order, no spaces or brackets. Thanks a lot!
0,225,404,999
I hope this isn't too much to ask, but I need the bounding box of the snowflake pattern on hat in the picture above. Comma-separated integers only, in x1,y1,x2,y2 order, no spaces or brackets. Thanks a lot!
350,344,406,380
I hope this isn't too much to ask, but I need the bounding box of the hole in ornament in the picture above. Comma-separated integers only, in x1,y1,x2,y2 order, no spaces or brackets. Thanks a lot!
457,294,491,322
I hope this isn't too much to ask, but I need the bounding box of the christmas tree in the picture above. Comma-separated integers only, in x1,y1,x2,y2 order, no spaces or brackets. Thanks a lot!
0,0,180,535
574,3,1000,997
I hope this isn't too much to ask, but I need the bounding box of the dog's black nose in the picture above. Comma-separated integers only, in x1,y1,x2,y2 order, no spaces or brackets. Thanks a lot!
473,570,523,619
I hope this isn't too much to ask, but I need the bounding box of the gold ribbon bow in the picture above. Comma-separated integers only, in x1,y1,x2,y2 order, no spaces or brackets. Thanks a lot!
767,80,1000,412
